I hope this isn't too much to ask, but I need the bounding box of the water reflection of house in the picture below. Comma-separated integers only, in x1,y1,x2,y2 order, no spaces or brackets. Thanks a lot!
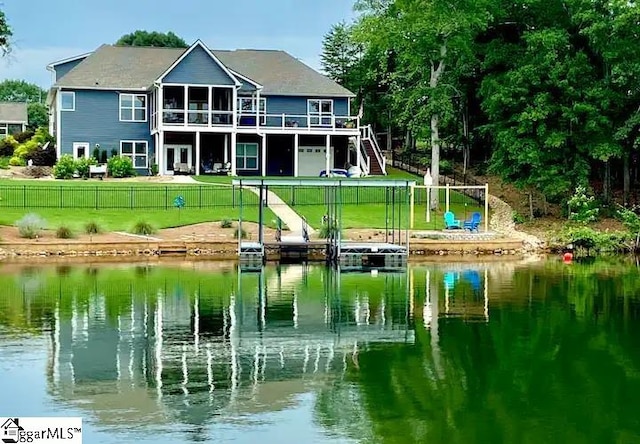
48,265,414,428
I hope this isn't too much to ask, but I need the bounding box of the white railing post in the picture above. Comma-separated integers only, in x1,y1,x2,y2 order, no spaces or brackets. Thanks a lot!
485,183,489,232
446,183,450,213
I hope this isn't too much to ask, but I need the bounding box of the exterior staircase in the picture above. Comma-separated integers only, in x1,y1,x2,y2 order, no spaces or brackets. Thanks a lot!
360,125,386,176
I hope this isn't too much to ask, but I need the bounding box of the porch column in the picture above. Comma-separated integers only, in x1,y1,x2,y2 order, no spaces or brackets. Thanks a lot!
195,131,201,176
224,134,229,164
261,135,267,176
184,85,189,128
294,133,299,177
158,85,163,131
230,132,237,175
158,131,164,176
356,133,362,175
208,86,213,128
325,134,331,174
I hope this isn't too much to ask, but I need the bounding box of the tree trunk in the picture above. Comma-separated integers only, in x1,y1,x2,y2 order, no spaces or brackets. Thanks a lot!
529,191,534,221
603,160,611,203
462,103,469,175
623,151,630,206
430,113,440,210
429,43,447,210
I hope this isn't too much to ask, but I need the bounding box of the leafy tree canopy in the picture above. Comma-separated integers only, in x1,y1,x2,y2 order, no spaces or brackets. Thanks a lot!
0,9,11,55
0,80,48,129
115,30,188,48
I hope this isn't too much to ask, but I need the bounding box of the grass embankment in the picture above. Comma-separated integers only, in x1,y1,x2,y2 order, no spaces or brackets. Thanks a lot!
0,168,485,232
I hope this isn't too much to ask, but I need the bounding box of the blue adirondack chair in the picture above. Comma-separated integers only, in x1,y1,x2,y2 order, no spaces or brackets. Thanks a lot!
444,211,461,229
463,212,482,232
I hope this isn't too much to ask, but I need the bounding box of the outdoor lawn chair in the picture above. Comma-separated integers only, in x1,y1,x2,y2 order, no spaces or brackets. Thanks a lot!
444,211,461,229
463,212,482,232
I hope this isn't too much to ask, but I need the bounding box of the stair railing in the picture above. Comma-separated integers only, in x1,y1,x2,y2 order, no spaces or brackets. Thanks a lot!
361,125,386,175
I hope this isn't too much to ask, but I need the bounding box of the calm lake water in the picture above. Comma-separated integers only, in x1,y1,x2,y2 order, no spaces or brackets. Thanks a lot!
1,258,639,443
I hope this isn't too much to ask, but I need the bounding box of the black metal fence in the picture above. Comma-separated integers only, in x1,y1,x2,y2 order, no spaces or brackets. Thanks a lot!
0,184,415,210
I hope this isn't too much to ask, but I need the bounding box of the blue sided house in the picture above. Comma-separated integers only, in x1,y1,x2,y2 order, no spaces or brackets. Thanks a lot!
46,40,386,177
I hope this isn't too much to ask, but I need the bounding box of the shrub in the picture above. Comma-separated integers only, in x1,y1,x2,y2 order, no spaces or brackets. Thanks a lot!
92,146,101,161
75,157,97,179
220,218,233,228
512,211,527,224
567,185,599,224
318,218,341,239
0,136,18,157
107,155,135,178
151,163,159,176
30,144,57,166
84,221,102,235
100,150,107,164
556,225,632,254
233,227,247,239
16,214,46,239
55,225,74,239
14,139,40,161
0,157,9,169
110,148,118,158
13,130,35,144
53,154,76,179
131,221,155,235
9,156,25,166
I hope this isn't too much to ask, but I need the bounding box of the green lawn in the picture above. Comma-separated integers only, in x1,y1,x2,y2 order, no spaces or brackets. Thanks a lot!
0,168,486,232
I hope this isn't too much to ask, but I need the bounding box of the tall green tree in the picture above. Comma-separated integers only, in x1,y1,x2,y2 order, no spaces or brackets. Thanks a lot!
115,30,188,48
354,0,491,207
0,9,11,55
321,22,360,87
0,80,48,129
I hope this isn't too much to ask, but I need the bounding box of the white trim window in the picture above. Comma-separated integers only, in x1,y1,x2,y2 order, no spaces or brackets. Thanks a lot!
308,99,333,126
121,140,148,168
238,97,266,124
60,92,75,111
120,94,147,122
235,143,259,170
72,142,90,159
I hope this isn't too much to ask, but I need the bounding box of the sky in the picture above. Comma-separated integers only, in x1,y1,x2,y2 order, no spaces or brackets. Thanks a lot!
0,0,357,89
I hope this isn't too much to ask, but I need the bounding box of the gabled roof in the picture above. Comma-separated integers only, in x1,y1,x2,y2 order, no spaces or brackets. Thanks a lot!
214,49,354,97
1,418,21,429
55,44,185,90
51,43,355,97
158,40,240,86
0,102,28,123
46,51,94,70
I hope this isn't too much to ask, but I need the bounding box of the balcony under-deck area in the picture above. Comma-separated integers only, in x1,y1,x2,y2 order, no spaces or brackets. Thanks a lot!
161,85,233,128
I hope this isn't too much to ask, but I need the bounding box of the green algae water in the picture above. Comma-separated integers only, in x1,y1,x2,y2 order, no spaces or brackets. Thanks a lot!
1,258,639,443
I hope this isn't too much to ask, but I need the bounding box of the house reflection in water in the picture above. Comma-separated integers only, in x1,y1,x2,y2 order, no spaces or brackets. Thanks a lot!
47,265,414,429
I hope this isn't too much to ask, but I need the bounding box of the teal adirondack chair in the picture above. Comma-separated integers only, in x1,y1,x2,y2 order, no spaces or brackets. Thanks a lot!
444,211,461,229
463,212,482,232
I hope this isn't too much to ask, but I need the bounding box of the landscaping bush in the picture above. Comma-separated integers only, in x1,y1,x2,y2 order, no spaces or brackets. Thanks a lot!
220,218,233,228
0,157,9,169
0,136,18,157
30,144,57,166
107,155,135,178
100,150,107,164
556,225,632,254
92,146,101,161
132,220,155,235
13,139,40,162
84,221,102,235
233,227,247,239
75,157,97,179
55,225,74,239
53,154,76,179
13,130,35,144
9,156,25,166
16,213,46,239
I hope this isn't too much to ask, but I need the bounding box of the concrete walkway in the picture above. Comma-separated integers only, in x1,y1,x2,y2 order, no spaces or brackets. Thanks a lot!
246,187,316,237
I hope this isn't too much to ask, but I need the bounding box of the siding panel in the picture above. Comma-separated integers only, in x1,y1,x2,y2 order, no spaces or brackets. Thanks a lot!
163,46,236,85
265,96,349,116
55,58,88,82
60,90,154,169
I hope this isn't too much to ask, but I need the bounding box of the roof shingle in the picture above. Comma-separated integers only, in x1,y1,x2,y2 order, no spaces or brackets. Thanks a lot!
0,102,28,123
54,44,354,97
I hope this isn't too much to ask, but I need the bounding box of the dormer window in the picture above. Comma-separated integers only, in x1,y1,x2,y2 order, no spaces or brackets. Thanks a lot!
120,94,147,122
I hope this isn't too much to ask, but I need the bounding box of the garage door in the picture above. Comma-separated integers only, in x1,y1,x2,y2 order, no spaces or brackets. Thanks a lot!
298,146,334,177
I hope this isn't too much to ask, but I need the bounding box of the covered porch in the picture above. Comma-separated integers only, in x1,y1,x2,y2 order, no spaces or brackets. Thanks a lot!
155,132,361,177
